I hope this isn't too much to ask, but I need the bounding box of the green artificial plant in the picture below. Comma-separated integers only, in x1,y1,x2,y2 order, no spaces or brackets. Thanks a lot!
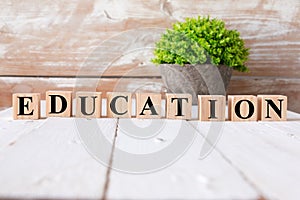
151,16,250,72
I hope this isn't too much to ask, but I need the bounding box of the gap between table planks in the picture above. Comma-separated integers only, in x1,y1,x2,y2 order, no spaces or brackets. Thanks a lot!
1,107,300,199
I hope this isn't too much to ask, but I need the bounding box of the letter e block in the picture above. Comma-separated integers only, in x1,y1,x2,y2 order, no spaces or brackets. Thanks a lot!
13,93,40,120
136,93,161,119
166,93,192,119
228,95,257,121
107,92,132,118
198,95,225,121
76,92,101,118
258,95,287,121
46,91,72,117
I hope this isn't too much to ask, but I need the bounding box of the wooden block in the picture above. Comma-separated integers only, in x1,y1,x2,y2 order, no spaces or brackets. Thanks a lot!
46,91,72,117
107,92,132,118
76,92,102,118
228,95,257,121
166,93,192,120
198,95,225,121
12,93,40,120
135,93,161,119
257,95,287,121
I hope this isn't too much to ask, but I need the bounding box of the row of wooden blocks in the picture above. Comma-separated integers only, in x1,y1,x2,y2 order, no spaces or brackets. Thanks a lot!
12,91,287,121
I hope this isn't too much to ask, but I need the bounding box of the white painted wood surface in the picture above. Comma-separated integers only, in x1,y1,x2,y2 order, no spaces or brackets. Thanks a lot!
0,105,300,199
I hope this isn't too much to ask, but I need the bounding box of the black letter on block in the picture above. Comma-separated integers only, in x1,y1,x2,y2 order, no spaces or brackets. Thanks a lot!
49,95,67,114
80,96,97,116
235,100,254,119
17,97,33,115
140,97,158,116
208,99,217,119
110,95,128,115
171,98,188,116
265,99,283,118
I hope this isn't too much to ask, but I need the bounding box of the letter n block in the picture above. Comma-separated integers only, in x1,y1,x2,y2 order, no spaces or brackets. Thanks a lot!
76,92,102,118
13,93,40,120
258,95,287,121
198,95,225,121
228,95,257,121
107,92,132,118
136,93,161,119
166,93,192,120
46,91,72,117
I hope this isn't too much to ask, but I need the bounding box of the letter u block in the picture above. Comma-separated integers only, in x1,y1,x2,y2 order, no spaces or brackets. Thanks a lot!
107,92,132,118
228,95,257,121
136,93,161,119
76,92,102,118
13,93,40,120
46,91,72,117
258,95,287,121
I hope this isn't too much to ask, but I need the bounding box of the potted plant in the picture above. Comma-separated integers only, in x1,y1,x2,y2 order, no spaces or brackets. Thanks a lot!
151,16,249,104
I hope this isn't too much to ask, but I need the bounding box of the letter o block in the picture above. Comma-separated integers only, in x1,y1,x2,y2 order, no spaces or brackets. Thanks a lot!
228,95,257,121
136,93,161,119
107,92,132,118
258,95,287,121
13,93,40,120
166,93,192,120
76,92,102,118
46,91,72,117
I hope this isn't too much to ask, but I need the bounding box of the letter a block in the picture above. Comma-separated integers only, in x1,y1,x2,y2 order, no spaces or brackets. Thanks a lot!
46,91,72,117
13,93,40,120
258,95,287,121
228,95,257,121
166,93,192,119
107,92,132,118
76,92,102,118
136,93,161,119
198,95,225,121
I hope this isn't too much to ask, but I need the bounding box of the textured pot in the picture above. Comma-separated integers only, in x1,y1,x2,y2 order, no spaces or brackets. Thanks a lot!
160,64,233,104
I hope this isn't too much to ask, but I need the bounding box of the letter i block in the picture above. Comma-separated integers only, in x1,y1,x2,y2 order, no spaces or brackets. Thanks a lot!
136,93,161,119
107,92,132,118
198,95,225,121
46,91,72,117
166,93,192,120
228,95,257,121
13,93,40,120
258,95,287,121
76,92,102,118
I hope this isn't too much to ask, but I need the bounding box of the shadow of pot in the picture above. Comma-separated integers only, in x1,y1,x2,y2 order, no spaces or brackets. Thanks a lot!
160,64,233,104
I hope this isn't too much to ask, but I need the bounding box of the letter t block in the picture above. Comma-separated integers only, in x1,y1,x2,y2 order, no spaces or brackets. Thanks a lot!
166,93,192,120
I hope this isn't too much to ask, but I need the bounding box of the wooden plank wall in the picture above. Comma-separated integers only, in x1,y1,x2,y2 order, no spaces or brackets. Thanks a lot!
0,0,299,112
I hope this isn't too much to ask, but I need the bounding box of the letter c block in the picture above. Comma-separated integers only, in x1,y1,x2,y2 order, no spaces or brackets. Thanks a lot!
107,92,132,118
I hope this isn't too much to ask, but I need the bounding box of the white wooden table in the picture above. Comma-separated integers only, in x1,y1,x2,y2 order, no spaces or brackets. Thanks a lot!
1,102,300,200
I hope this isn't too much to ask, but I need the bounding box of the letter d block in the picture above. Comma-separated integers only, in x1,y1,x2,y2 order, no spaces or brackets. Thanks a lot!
46,91,72,117
228,95,257,121
76,92,102,118
13,93,40,120
258,95,287,121
107,92,132,118
136,93,161,119
198,95,225,121
166,93,192,120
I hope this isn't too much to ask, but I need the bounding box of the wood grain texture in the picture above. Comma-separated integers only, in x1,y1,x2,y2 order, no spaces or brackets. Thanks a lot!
0,0,299,113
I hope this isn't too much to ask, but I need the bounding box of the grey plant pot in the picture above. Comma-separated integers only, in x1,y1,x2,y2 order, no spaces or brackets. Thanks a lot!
160,64,233,104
